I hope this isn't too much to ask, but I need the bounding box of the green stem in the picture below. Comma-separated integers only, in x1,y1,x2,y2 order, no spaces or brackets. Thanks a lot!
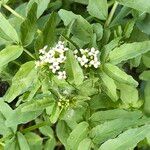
108,0,115,8
3,4,25,20
2,4,42,34
105,1,119,27
21,121,50,133
24,49,36,60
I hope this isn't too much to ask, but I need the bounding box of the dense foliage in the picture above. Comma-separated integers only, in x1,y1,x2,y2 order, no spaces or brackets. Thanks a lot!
0,0,150,149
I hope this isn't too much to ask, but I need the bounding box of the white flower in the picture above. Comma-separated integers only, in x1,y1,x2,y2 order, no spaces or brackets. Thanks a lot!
57,71,67,79
57,54,66,63
35,61,41,68
74,49,78,54
39,45,48,54
74,47,100,69
49,64,60,73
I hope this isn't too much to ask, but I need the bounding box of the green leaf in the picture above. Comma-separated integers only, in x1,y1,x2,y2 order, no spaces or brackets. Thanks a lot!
50,103,61,124
25,132,43,150
35,12,58,50
137,14,150,35
0,101,16,135
4,136,19,150
99,72,118,102
20,3,37,46
99,125,150,150
4,61,37,103
17,132,30,150
87,0,108,20
5,104,42,127
21,97,54,112
139,71,150,81
117,0,150,14
56,120,71,148
92,23,103,41
78,138,92,150
72,0,89,5
101,38,120,64
90,109,142,123
90,118,150,145
65,50,84,86
58,9,77,26
27,0,50,18
44,138,56,150
0,13,19,43
0,45,23,69
117,83,139,105
109,41,150,65
144,81,150,115
58,9,93,44
124,20,135,39
72,16,93,43
103,63,138,87
67,122,89,150
142,52,150,68
77,78,98,96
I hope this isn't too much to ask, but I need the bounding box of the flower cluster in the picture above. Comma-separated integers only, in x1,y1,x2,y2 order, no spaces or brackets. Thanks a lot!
57,98,70,108
36,41,68,79
36,41,101,80
74,47,100,68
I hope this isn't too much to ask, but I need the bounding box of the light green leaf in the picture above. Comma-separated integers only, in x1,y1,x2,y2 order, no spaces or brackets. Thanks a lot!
78,138,92,150
0,101,16,135
137,14,150,35
4,61,37,103
117,0,150,14
144,81,150,115
90,109,142,123
44,138,56,150
56,120,71,148
67,122,89,150
99,125,150,150
90,118,150,145
58,9,77,26
17,132,30,150
103,63,138,87
50,103,61,124
0,45,23,69
142,52,150,68
4,136,19,150
99,72,118,102
21,97,54,112
5,104,42,127
0,13,19,43
139,71,150,81
65,50,84,86
72,16,93,43
58,9,93,44
27,0,50,18
92,23,103,41
25,132,43,150
87,0,108,20
124,20,135,38
109,41,150,64
117,83,139,105
20,3,37,46
77,78,98,96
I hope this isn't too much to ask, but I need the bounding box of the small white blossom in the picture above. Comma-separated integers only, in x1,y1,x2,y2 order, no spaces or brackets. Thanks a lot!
57,71,67,79
74,47,101,69
36,41,68,80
